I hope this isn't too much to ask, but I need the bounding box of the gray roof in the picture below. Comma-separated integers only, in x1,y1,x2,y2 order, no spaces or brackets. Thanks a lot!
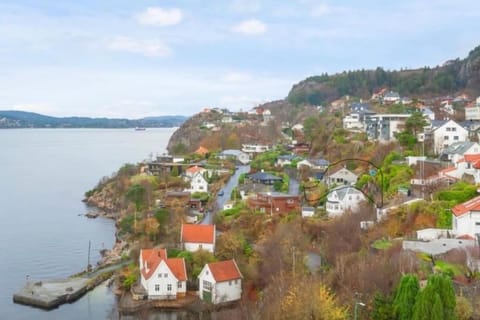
329,186,364,202
441,141,476,155
248,172,282,182
220,149,245,156
309,158,330,166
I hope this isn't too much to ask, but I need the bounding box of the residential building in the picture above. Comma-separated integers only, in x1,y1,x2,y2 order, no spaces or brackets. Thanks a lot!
465,105,480,121
241,144,270,154
452,196,480,239
180,224,216,253
439,141,480,164
247,171,282,185
139,248,187,300
296,158,330,171
276,154,299,167
185,172,208,193
365,114,410,141
218,149,250,165
325,186,366,217
198,260,243,304
426,120,469,155
247,192,300,215
343,113,363,130
325,167,358,186
301,206,315,218
382,91,400,104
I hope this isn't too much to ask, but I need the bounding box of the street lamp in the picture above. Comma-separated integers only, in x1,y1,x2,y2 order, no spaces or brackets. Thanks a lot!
354,301,365,320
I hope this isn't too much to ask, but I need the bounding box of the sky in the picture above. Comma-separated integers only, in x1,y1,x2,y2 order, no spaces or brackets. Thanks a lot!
1,1,479,118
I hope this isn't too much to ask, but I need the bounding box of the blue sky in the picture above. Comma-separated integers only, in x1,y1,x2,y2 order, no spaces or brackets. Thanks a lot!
1,0,479,118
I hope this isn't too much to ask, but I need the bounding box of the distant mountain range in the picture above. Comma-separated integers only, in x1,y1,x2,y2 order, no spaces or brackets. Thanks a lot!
0,110,187,128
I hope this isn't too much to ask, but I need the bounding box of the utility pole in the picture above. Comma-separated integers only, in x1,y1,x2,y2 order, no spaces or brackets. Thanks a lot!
87,240,91,272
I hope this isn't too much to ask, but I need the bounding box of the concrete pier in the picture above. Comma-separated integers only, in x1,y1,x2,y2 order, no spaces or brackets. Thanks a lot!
12,262,126,310
13,277,92,309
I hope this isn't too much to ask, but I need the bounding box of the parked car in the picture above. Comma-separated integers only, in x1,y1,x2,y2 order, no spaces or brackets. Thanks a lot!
218,190,224,196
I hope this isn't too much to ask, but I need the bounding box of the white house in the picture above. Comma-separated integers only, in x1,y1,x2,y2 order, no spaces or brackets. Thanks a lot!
184,165,207,179
452,196,480,239
198,259,243,304
139,248,187,300
429,120,469,155
343,113,364,130
325,186,366,217
440,141,480,164
276,154,298,167
180,224,216,253
301,206,315,218
296,158,330,171
186,172,208,193
218,149,250,165
383,91,400,104
241,144,270,154
325,167,358,186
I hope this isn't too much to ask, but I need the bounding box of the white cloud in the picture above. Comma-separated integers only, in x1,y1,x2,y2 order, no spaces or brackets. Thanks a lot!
135,7,183,26
231,19,267,35
223,72,252,83
108,36,171,57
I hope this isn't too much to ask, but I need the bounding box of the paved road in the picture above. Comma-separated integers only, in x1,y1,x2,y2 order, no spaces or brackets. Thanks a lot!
201,165,250,224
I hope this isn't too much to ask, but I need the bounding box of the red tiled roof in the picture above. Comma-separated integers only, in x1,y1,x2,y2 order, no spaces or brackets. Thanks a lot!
140,248,187,281
452,196,480,217
186,165,203,174
165,258,187,281
457,234,476,240
208,260,242,282
181,224,215,244
464,154,480,162
473,160,480,169
195,146,209,155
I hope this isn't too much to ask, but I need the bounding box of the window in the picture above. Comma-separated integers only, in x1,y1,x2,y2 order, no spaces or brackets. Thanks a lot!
475,222,480,226
158,274,162,278
229,280,232,286
454,136,459,141
164,273,168,278
178,282,182,289
203,280,212,290
155,284,160,292
167,284,172,291
235,279,238,284
444,136,449,140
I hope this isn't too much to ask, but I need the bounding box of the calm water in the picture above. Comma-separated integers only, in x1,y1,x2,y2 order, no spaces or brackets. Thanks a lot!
0,128,175,320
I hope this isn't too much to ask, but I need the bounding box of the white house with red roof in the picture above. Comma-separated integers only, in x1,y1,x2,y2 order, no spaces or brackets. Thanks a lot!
185,171,209,193
180,224,216,253
198,259,243,304
139,248,187,300
452,196,480,239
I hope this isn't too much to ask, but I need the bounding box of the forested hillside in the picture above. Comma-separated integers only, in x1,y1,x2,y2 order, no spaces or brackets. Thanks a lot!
288,45,480,106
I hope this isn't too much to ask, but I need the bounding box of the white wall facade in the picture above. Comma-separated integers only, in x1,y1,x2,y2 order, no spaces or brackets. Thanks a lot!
184,241,215,253
465,106,480,121
141,260,186,300
198,266,242,304
453,211,480,238
433,120,469,154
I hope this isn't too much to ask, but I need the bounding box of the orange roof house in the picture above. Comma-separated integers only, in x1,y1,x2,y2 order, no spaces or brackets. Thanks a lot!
198,259,243,304
452,195,480,239
180,224,216,253
139,248,187,299
195,146,209,156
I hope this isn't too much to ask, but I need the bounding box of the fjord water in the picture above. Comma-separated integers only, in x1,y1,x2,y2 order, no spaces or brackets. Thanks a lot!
0,128,175,320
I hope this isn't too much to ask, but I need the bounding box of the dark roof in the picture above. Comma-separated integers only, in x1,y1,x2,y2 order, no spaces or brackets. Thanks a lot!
248,172,282,182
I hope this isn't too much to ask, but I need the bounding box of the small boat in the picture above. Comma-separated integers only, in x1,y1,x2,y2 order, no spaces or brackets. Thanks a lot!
134,127,146,131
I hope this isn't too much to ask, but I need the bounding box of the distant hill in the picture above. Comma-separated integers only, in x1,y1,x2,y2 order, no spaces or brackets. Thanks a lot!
0,111,187,128
288,45,480,105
